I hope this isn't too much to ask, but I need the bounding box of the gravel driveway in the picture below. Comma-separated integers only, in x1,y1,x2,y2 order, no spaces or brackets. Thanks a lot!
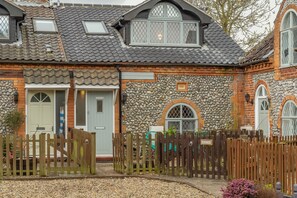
0,177,213,198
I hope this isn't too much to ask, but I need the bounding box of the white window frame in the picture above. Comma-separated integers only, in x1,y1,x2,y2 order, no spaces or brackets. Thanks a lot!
282,100,297,136
254,85,270,135
130,2,200,47
280,10,297,67
82,21,109,35
33,18,58,33
165,103,198,133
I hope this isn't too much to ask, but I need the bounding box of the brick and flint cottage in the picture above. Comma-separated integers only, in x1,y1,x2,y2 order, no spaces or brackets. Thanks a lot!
0,0,252,157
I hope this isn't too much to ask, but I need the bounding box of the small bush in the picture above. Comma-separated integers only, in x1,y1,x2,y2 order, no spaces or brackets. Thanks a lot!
256,184,278,198
222,179,258,198
3,110,25,133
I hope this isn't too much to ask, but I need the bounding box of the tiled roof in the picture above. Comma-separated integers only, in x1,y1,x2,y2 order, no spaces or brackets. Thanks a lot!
240,32,274,65
0,6,66,62
0,4,244,66
73,70,119,86
54,6,244,65
24,68,70,84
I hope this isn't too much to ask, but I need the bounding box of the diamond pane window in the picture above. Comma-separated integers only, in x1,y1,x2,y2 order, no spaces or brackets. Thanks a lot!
150,21,164,43
282,101,297,136
83,21,108,34
33,19,57,32
184,23,197,44
167,106,180,118
166,103,198,133
131,21,147,43
167,22,180,44
0,15,9,39
130,2,199,47
150,4,165,18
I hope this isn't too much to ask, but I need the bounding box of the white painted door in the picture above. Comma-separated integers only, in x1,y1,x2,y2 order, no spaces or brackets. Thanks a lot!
28,91,54,136
87,91,113,156
258,98,269,136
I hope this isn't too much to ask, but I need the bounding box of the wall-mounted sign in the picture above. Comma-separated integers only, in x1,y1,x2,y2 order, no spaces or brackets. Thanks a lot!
201,139,213,146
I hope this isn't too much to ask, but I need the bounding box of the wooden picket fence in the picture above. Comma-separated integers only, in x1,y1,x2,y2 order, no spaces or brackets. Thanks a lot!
113,130,263,178
227,138,297,195
0,129,96,177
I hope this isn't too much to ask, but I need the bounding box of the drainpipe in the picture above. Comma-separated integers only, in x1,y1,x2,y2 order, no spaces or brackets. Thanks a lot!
116,65,122,133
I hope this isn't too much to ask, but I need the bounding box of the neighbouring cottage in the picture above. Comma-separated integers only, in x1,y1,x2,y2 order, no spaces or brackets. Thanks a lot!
241,0,297,137
0,0,246,158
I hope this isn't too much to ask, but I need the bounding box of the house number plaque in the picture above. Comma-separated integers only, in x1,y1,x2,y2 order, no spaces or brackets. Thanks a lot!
201,139,213,146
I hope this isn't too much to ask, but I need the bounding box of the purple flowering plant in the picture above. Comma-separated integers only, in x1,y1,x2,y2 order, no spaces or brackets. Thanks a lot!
221,178,258,198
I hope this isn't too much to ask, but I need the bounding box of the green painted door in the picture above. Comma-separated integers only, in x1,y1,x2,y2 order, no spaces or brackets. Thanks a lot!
87,91,113,156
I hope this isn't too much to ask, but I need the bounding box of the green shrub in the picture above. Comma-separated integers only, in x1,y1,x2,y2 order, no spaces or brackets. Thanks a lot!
3,110,25,133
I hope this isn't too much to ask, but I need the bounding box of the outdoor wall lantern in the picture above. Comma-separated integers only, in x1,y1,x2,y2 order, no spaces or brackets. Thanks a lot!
121,93,127,105
245,93,253,105
14,91,19,104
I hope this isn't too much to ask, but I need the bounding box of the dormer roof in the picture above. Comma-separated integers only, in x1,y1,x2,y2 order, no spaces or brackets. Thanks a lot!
113,0,212,26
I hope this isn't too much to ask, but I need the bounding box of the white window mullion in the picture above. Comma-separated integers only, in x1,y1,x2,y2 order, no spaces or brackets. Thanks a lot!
180,21,183,44
147,21,150,44
164,21,167,44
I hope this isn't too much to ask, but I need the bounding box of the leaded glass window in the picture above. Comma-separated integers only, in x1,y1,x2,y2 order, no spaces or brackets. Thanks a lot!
130,3,199,47
166,104,198,133
282,101,297,136
0,15,9,39
281,11,297,66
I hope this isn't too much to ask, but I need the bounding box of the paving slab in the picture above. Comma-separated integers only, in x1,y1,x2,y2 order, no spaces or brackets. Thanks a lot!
96,163,226,197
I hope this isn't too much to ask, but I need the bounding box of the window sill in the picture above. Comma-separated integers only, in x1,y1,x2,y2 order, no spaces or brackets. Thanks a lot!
130,43,201,48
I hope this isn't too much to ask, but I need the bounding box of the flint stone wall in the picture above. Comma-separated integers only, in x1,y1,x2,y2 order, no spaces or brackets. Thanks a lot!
123,74,234,133
0,81,17,134
253,71,297,135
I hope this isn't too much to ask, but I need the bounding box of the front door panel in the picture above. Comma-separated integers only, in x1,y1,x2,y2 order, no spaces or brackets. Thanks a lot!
258,98,269,136
87,91,113,155
28,91,54,136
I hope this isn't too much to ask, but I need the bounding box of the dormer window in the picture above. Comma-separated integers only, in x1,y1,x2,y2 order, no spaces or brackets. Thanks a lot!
281,11,297,67
0,2,24,43
130,2,200,47
0,15,9,39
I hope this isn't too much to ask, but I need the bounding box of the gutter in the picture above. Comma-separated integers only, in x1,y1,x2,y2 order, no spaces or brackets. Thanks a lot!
116,65,122,134
0,59,241,67
239,58,270,67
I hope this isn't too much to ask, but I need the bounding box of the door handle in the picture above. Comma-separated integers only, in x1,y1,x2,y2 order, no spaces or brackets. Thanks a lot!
52,126,54,132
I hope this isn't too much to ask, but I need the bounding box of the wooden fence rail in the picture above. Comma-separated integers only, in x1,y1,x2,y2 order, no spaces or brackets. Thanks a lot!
113,130,263,178
0,129,96,177
227,138,297,195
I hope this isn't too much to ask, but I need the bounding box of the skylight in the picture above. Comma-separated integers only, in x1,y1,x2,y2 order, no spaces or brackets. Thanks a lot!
33,19,58,33
83,21,108,34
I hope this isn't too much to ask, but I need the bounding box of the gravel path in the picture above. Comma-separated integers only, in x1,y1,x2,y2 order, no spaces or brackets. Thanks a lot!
0,178,213,198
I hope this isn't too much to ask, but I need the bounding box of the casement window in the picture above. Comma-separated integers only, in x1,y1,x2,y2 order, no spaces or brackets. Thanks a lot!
165,103,198,133
131,2,199,47
281,11,297,67
282,100,297,136
0,15,9,39
33,19,58,33
82,21,109,35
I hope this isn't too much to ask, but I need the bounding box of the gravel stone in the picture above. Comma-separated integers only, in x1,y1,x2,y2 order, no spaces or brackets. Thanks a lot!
0,178,212,198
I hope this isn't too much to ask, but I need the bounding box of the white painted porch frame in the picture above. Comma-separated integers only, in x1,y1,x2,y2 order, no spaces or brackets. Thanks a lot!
74,85,119,157
25,84,70,138
254,85,270,135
